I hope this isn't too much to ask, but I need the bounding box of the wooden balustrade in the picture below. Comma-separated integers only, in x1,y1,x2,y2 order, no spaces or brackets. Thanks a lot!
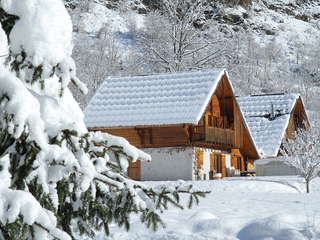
193,126,235,147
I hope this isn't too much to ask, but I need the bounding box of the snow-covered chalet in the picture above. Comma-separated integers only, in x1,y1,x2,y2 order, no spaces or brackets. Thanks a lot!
236,93,308,176
84,69,260,181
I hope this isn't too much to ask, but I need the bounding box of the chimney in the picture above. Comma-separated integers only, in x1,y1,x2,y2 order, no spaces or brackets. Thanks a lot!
271,101,274,120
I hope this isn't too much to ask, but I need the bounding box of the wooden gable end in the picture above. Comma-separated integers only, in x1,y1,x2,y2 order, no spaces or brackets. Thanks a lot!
286,114,295,140
284,96,309,141
200,74,235,129
280,96,309,155
216,75,259,159
240,121,259,159
270,96,309,158
292,96,308,128
192,74,236,148
193,74,259,159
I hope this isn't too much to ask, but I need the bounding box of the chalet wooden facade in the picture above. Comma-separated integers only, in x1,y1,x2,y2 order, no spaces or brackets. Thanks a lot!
237,93,308,175
84,69,260,181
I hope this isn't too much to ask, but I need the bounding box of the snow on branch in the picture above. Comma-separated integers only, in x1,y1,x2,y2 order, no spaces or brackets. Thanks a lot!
0,1,210,239
137,0,230,72
281,121,320,193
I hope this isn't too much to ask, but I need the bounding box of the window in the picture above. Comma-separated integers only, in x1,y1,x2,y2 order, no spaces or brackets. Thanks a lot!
214,155,221,171
211,154,221,172
207,115,212,126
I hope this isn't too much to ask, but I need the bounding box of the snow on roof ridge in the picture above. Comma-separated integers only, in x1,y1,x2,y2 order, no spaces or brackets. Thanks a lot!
250,92,285,97
237,92,300,99
105,68,226,79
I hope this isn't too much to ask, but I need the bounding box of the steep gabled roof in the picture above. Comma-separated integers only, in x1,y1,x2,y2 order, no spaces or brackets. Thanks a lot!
84,69,226,127
236,93,304,157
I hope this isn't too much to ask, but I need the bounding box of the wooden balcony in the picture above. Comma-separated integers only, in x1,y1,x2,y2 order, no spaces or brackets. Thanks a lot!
193,126,235,147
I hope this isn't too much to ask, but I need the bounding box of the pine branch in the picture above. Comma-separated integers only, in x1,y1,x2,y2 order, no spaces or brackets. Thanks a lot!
33,222,66,240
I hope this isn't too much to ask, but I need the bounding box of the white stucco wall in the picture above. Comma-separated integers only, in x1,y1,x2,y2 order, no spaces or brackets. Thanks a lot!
140,147,231,181
141,147,193,181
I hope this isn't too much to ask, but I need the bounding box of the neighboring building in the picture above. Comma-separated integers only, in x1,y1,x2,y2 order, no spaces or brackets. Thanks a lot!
83,69,260,181
236,93,308,176
254,157,298,176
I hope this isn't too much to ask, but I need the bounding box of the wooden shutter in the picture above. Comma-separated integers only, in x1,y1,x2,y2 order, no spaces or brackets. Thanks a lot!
231,156,237,168
221,155,226,178
198,150,204,166
210,154,214,171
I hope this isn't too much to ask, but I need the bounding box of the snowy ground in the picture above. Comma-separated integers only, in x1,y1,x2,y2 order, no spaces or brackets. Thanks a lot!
81,176,320,240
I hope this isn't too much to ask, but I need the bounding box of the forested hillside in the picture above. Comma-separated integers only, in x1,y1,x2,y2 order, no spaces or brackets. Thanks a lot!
64,0,320,118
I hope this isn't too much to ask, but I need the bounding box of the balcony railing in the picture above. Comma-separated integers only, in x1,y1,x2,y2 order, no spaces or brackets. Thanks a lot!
193,126,235,147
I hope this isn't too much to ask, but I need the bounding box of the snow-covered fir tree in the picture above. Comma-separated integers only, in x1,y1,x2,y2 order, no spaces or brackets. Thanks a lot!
0,0,208,239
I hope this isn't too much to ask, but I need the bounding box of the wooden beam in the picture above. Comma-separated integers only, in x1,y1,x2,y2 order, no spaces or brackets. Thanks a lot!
136,128,145,146
223,78,225,129
149,127,153,144
183,125,193,145
298,99,301,128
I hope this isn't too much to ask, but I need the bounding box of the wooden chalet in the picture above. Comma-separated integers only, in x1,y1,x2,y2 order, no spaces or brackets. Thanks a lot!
84,69,260,181
236,93,308,175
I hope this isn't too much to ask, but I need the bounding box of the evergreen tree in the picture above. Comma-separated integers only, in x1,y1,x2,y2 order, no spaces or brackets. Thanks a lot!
0,1,208,239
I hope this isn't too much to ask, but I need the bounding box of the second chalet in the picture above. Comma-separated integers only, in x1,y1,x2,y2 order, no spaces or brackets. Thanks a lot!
84,69,260,181
237,93,308,176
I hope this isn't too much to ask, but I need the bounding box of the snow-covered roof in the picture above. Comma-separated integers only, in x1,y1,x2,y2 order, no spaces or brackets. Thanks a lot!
236,93,300,157
84,69,226,127
254,156,286,166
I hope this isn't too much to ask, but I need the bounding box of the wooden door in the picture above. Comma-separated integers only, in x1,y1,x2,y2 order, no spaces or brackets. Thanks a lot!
210,153,226,178
127,160,141,181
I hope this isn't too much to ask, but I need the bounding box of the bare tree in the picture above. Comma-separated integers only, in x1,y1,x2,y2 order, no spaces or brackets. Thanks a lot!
71,27,125,108
229,30,296,96
229,30,263,95
280,120,320,193
137,0,231,73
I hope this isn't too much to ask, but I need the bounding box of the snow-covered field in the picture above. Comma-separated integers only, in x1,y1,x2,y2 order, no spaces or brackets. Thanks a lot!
86,176,320,240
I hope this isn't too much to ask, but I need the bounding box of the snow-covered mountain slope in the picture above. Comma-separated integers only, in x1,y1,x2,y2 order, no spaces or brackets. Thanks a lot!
65,0,320,115
214,0,320,62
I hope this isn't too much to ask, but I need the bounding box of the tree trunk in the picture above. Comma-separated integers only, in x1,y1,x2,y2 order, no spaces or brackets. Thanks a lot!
306,179,310,193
